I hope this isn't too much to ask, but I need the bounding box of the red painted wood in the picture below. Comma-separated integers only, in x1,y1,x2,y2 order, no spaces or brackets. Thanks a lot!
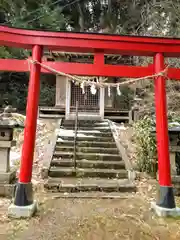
0,59,29,72
19,45,43,183
154,53,171,187
0,58,180,79
94,53,104,65
168,68,180,80
0,59,153,77
1,26,180,56
2,25,180,44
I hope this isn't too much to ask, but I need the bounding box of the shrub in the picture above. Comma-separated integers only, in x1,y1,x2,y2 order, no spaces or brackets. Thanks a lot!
39,81,55,106
0,75,55,111
133,116,157,176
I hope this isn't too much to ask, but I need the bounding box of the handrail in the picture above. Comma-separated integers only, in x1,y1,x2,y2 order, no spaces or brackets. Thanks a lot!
73,101,79,169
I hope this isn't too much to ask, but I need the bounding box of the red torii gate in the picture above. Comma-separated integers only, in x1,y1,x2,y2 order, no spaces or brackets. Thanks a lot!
1,26,180,217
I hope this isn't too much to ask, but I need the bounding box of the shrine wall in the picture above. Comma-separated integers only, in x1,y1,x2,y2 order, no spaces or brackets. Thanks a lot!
55,75,67,107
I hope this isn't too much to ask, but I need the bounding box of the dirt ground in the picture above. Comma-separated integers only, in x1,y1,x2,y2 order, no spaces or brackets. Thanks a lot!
1,119,180,240
1,179,180,240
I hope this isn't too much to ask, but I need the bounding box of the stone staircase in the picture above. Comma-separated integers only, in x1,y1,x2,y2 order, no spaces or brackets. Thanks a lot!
44,119,136,194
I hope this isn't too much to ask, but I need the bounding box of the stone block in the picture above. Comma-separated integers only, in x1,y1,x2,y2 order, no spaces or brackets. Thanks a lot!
0,140,16,148
0,183,15,197
170,152,177,175
0,148,10,172
0,128,13,141
8,201,37,219
0,170,16,183
151,201,180,217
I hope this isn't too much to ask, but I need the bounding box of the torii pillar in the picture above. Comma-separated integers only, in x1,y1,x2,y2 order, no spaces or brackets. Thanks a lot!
152,53,180,217
8,45,43,218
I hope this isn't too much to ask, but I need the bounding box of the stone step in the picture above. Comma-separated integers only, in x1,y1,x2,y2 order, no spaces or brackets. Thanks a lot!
51,159,125,169
43,192,136,199
63,120,109,127
61,126,111,132
49,167,127,178
55,145,119,154
78,130,112,137
53,151,122,161
56,140,117,148
58,129,113,137
39,114,64,119
44,178,136,193
58,135,114,142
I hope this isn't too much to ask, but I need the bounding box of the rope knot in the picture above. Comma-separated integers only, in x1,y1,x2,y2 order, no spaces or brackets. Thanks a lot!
30,59,38,64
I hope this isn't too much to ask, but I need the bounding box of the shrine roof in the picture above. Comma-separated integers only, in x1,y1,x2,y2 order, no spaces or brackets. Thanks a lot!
44,50,134,65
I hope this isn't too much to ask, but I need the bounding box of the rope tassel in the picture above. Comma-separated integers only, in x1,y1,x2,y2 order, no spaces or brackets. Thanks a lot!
116,85,122,96
108,86,111,97
90,83,97,95
80,81,85,94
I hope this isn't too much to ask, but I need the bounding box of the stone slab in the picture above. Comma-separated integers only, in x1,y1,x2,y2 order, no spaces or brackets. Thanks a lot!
51,192,134,199
44,177,136,193
41,119,62,176
0,148,10,172
0,140,16,148
0,170,16,183
151,201,180,217
172,176,180,183
0,183,15,197
8,201,37,219
109,120,136,180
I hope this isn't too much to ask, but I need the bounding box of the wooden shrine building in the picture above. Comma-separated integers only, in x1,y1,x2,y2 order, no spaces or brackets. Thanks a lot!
39,51,135,122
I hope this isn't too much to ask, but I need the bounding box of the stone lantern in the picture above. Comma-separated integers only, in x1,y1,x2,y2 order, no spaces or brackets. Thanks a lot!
167,126,180,176
152,125,180,195
129,96,142,123
0,106,19,184
152,125,180,176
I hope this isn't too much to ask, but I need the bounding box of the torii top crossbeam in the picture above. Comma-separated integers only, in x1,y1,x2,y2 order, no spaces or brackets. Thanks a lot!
0,26,178,215
1,25,180,56
1,26,180,79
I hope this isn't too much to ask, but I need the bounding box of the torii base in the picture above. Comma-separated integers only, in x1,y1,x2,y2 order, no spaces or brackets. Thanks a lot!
8,182,37,218
8,201,37,219
151,185,180,217
151,201,180,217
